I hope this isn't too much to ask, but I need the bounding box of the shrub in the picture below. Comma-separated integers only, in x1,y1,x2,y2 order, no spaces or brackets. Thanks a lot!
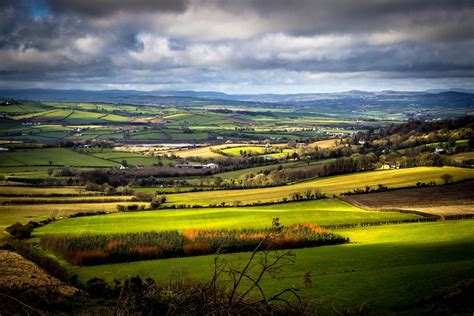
6,222,33,239
150,195,166,209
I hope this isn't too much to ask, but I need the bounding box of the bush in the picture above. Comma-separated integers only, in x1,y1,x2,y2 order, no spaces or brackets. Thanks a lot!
6,222,33,239
150,195,166,209
134,192,153,201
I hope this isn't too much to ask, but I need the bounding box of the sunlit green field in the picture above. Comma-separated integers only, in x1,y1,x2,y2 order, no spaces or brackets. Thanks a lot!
165,167,474,205
220,146,268,156
34,199,421,235
67,220,474,312
0,202,146,238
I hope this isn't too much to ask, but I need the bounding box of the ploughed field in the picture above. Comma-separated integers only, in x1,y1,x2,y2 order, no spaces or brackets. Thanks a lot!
342,180,474,216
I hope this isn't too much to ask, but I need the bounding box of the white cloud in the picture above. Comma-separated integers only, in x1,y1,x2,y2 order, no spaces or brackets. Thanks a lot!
74,35,106,55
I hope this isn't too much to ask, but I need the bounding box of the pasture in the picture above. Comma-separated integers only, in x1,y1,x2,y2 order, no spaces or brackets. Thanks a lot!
215,158,336,180
67,220,474,312
0,185,87,196
165,167,474,206
0,148,119,167
34,199,421,236
0,202,146,238
220,146,268,156
172,144,247,159
308,139,338,148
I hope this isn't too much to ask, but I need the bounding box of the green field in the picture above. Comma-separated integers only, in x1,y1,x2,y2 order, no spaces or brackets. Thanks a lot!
215,158,336,180
65,220,474,312
221,146,268,156
0,201,146,238
34,199,420,235
0,148,119,167
165,167,474,205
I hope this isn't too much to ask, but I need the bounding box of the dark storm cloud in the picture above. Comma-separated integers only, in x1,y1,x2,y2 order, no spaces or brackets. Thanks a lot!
0,0,473,91
47,0,189,16
206,0,474,41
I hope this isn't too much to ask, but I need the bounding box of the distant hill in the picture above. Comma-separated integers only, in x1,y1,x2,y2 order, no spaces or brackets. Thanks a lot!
0,88,473,108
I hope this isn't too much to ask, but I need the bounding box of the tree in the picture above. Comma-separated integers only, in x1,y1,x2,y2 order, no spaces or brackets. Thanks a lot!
440,173,453,184
150,195,166,209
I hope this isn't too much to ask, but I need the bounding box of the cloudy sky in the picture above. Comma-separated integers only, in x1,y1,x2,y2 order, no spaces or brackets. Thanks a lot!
0,0,473,93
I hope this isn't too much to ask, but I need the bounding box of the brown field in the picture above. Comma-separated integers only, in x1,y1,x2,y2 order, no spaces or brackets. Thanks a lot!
171,143,250,159
0,185,93,196
342,181,474,216
450,151,474,163
0,250,77,296
0,195,134,204
309,139,338,149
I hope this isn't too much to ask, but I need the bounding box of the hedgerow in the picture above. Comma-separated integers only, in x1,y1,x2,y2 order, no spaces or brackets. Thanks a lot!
40,223,348,266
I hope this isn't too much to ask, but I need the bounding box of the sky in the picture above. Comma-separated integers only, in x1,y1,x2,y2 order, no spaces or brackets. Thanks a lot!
0,0,473,94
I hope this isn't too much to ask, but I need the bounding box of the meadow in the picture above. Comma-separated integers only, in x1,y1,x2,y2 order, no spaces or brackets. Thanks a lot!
34,199,421,235
0,202,146,239
0,185,88,196
66,220,474,312
165,166,474,205
0,148,119,167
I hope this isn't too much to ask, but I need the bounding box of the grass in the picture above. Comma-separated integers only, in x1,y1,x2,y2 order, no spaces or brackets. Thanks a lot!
174,147,224,159
165,167,474,205
0,202,147,239
308,139,338,148
0,166,66,178
221,146,268,157
451,151,474,162
33,199,421,236
172,144,249,159
0,195,134,203
65,220,474,312
0,148,119,167
0,185,87,195
214,158,335,180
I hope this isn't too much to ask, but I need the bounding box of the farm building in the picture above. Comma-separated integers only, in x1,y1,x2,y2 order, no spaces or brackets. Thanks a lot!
176,163,219,169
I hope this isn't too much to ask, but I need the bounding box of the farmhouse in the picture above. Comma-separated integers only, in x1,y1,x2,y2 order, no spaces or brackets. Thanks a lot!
176,163,219,169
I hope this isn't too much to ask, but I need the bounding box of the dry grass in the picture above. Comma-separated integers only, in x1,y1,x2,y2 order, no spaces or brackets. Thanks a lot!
309,139,338,149
173,143,252,159
0,250,77,296
0,185,89,196
342,181,474,216
451,151,474,162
